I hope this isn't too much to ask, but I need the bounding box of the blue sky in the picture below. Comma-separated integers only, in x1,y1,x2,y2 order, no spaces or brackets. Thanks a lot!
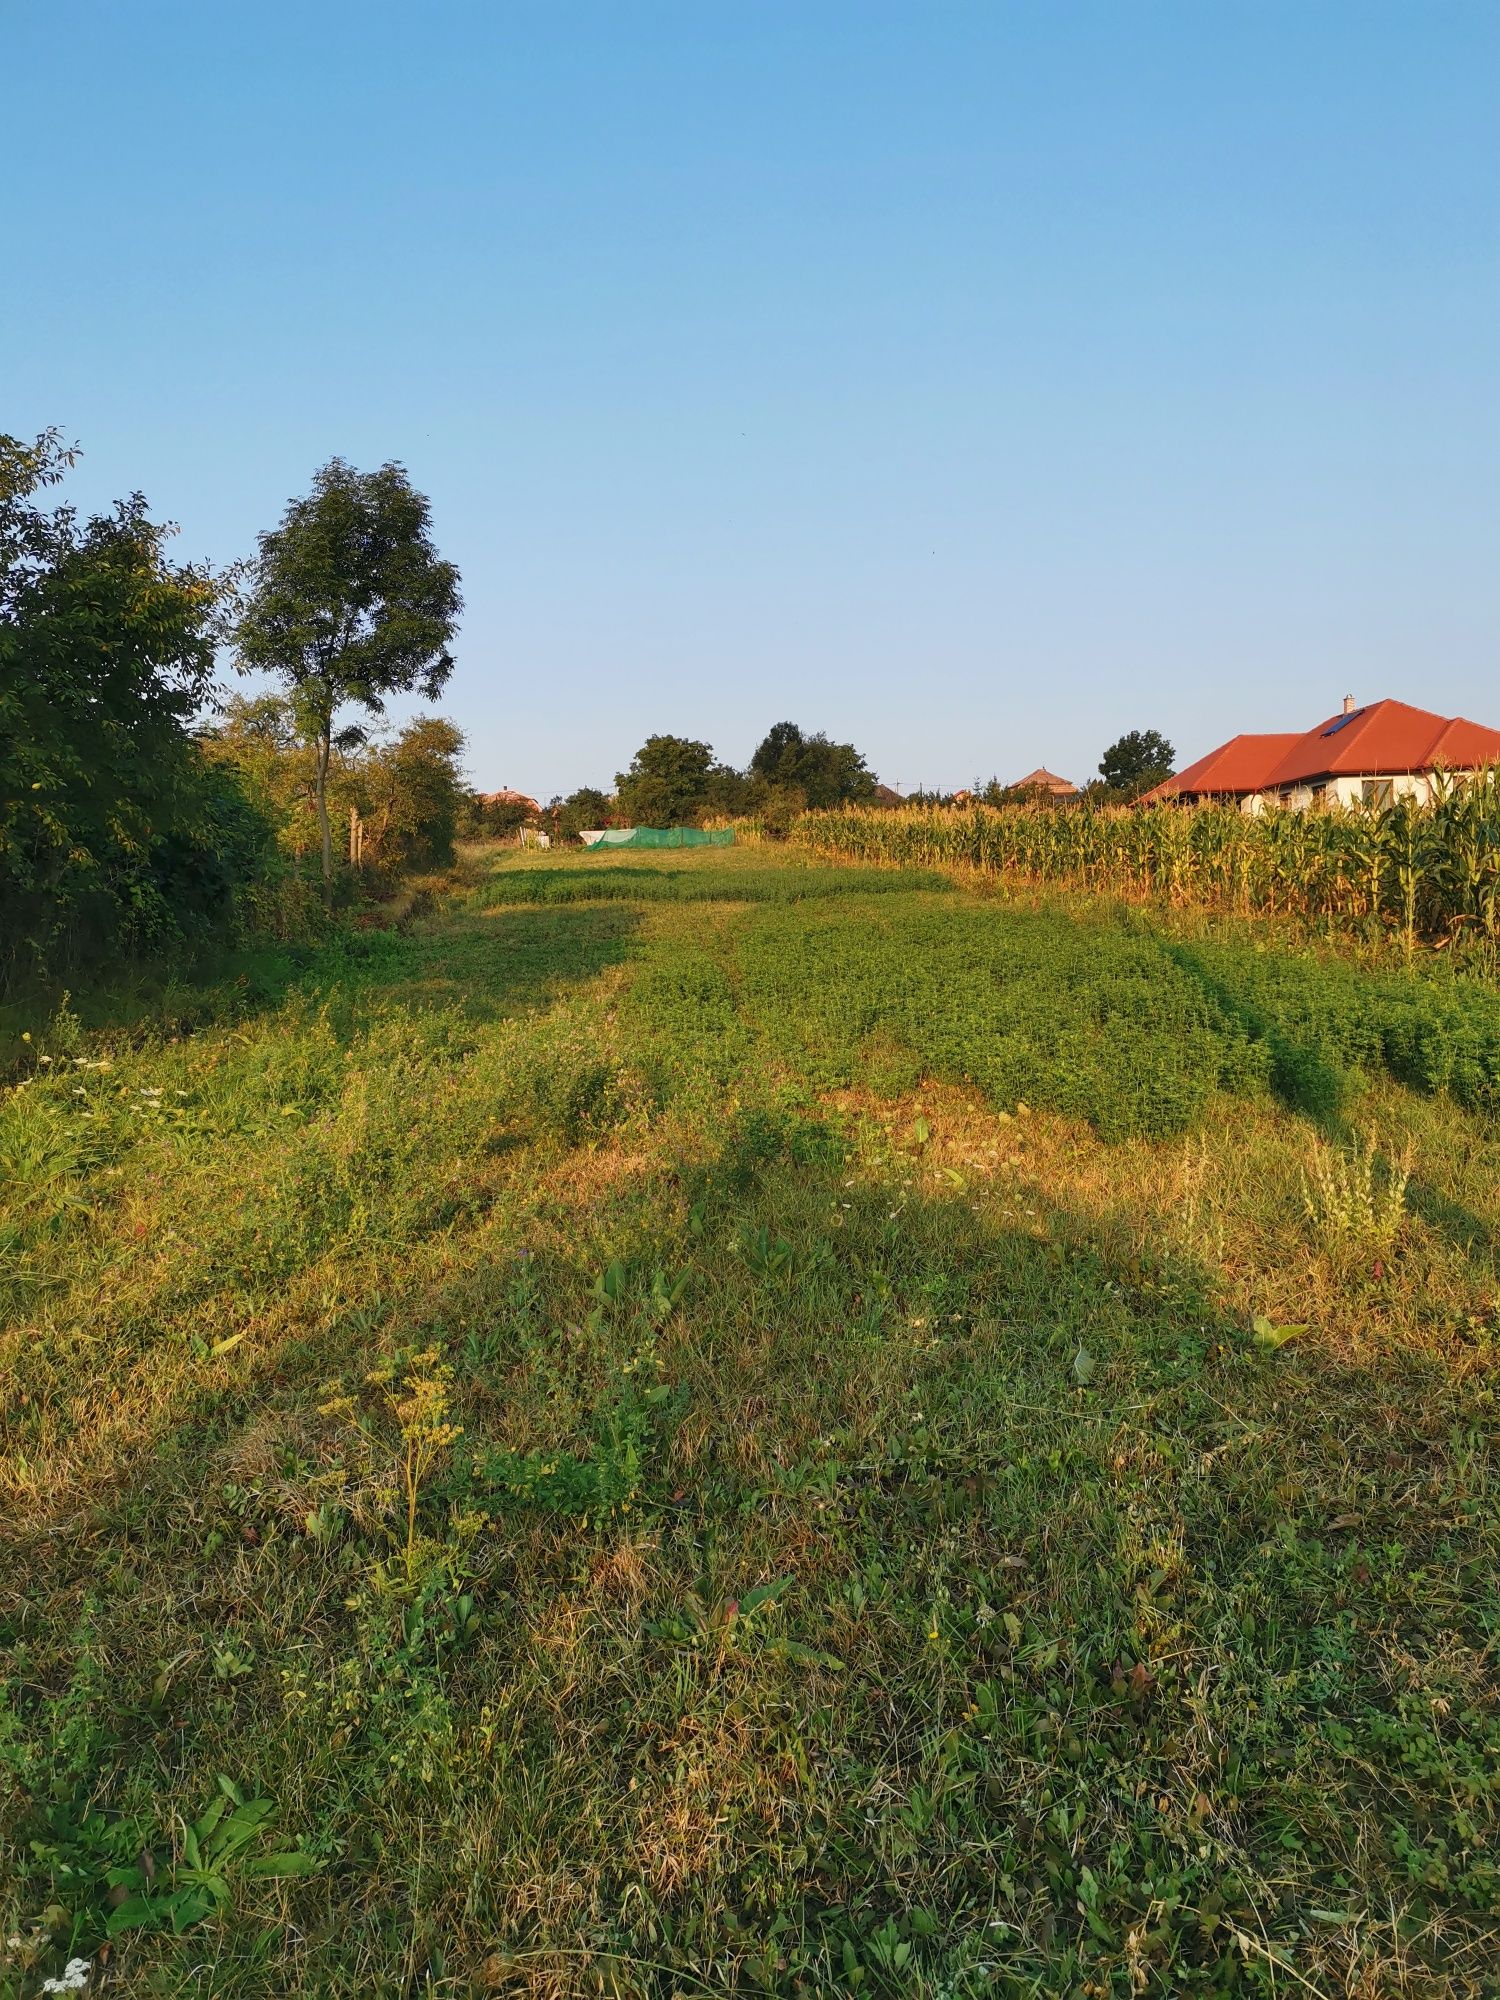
8,2,1498,798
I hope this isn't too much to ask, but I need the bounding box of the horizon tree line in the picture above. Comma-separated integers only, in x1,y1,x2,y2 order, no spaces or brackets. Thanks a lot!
537,722,1176,840
3,423,1180,991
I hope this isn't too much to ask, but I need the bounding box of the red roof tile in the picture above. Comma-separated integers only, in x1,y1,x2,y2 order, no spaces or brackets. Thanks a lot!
1139,734,1300,803
1263,700,1500,788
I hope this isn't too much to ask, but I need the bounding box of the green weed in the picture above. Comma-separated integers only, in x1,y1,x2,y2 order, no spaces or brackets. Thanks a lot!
1302,1127,1413,1256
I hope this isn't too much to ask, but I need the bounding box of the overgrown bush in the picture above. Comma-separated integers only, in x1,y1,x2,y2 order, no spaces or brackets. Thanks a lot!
205,699,469,883
0,430,278,991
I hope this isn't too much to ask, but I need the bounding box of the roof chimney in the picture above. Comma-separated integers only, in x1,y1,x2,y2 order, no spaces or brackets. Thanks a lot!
1342,693,1356,715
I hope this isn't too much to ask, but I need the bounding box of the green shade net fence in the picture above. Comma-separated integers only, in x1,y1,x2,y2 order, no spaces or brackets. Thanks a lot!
578,827,735,849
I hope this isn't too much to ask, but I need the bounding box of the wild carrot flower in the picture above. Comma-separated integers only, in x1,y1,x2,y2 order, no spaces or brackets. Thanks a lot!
41,1959,90,1994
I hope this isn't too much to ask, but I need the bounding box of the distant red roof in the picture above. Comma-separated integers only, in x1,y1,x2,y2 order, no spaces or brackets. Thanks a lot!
1140,734,1300,803
1012,767,1078,796
479,788,540,813
1262,700,1500,788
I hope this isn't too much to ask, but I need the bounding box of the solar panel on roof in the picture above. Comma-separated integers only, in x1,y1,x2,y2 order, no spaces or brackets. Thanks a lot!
1320,707,1366,738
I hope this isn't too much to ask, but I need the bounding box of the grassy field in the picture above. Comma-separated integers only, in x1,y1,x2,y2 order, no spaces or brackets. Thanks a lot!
3,844,1498,1998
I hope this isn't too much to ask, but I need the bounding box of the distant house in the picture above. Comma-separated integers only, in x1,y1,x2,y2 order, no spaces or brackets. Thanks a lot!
1011,767,1079,800
478,788,540,816
1141,699,1500,813
872,783,905,806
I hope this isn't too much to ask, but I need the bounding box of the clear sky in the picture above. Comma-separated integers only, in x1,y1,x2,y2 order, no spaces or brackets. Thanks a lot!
8,2,1498,798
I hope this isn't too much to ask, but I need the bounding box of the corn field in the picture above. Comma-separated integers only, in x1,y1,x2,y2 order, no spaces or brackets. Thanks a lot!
797,780,1500,948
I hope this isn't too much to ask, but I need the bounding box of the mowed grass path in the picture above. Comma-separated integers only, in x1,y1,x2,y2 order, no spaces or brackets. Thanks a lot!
2,845,1498,1997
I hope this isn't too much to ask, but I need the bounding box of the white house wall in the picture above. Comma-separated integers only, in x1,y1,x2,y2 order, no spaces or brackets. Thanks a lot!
1253,771,1465,814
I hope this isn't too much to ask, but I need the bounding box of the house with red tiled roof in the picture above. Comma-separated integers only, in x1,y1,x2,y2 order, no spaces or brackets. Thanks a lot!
1011,766,1079,800
1142,699,1500,814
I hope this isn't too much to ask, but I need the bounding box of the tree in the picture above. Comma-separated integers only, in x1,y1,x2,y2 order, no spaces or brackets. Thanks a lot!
749,721,876,809
462,791,534,842
701,762,757,819
548,787,614,843
749,722,805,784
235,459,462,898
207,696,469,873
363,717,468,868
204,691,322,854
615,735,715,826
1,429,267,985
1097,729,1175,800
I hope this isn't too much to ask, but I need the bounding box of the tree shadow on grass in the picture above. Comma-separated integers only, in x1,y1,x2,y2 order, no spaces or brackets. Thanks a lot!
1,901,645,1074
381,900,642,1022
1165,939,1498,1263
9,1097,1496,1996
473,858,955,906
1401,1176,1499,1260
1161,940,1348,1126
284,1115,1500,1982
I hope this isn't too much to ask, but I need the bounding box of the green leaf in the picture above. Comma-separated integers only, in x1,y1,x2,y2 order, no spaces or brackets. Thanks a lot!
1252,1314,1307,1350
738,1575,793,1616
650,1267,689,1310
768,1638,845,1671
209,1801,276,1866
245,1850,323,1878
170,1884,223,1932
191,1793,228,1849
106,1896,159,1936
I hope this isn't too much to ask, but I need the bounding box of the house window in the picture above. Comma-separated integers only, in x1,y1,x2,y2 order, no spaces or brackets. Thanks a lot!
1361,778,1395,808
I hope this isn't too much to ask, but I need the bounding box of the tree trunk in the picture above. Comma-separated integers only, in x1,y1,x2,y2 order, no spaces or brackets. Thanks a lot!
315,728,333,903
